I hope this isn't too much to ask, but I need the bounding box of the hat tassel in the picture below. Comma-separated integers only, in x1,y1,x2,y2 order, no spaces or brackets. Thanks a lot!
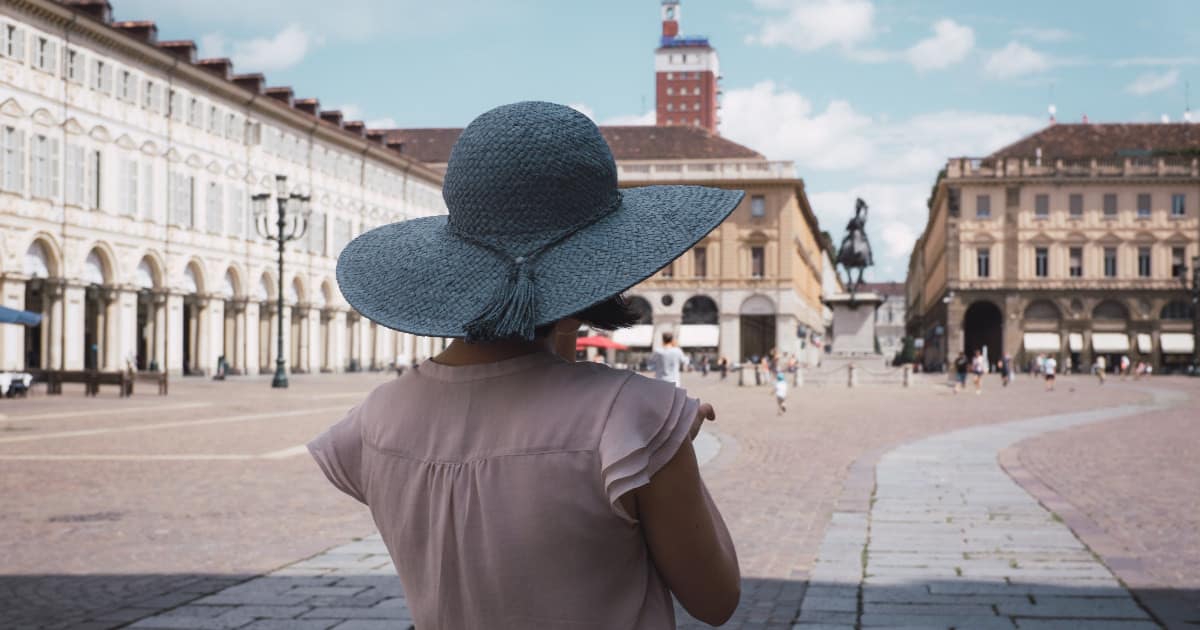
463,261,538,342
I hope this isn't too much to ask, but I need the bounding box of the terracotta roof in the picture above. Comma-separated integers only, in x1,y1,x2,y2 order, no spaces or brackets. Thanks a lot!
383,125,764,164
860,281,904,297
988,123,1200,159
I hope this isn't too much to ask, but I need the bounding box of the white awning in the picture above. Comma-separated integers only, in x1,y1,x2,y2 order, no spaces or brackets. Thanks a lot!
1068,333,1083,352
677,324,720,348
1022,332,1061,353
612,324,654,348
1092,332,1130,353
1161,333,1195,355
1136,334,1152,354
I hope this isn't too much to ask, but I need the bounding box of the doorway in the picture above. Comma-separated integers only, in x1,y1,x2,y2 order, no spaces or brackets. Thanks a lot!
963,301,1003,363
740,315,775,362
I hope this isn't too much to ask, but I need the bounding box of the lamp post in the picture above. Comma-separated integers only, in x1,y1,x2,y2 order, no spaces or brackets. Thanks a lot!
1191,256,1200,376
253,174,311,389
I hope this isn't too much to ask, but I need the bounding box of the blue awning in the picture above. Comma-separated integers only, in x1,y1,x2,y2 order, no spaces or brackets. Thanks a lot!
0,305,42,326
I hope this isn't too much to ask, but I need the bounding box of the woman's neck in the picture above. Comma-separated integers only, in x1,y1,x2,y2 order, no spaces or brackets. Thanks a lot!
433,338,555,366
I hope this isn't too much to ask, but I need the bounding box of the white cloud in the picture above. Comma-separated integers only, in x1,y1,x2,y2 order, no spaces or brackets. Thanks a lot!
1113,56,1200,67
905,19,974,71
1013,27,1072,43
1125,69,1180,96
226,24,312,72
366,117,397,129
718,81,1044,278
747,0,875,53
335,105,395,128
198,33,227,59
338,104,365,121
601,111,656,126
984,42,1051,79
567,103,597,121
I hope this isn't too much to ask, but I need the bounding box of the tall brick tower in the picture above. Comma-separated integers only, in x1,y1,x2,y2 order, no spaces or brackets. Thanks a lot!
655,0,721,134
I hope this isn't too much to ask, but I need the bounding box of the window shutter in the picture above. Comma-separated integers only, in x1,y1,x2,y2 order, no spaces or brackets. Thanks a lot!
49,138,59,197
14,129,25,193
30,137,44,197
14,28,25,62
84,149,97,208
141,163,153,220
45,40,57,74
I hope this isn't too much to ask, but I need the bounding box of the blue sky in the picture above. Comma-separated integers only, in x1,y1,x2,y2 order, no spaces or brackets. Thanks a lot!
115,0,1200,281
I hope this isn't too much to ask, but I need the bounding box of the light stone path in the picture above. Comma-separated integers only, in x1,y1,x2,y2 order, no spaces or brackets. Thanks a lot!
126,431,721,629
797,389,1184,630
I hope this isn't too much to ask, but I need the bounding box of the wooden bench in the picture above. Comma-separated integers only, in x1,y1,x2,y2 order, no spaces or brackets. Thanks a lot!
92,371,133,397
44,370,137,397
133,371,169,396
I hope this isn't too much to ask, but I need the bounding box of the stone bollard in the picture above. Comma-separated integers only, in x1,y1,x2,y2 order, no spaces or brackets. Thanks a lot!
847,363,857,388
902,364,911,387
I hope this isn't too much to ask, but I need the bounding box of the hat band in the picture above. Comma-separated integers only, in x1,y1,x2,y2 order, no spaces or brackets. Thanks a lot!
450,191,624,342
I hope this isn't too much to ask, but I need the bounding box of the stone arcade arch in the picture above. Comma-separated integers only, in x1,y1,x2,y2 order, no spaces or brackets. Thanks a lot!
134,256,166,371
181,262,207,375
219,268,244,374
82,248,116,370
739,294,776,362
963,300,1003,364
256,272,276,373
22,239,60,370
288,277,306,373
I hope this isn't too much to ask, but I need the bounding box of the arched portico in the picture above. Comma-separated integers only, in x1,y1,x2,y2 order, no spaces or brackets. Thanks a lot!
739,294,776,362
963,300,1003,364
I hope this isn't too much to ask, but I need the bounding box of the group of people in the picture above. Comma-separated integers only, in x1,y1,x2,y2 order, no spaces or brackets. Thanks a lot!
954,348,1160,394
647,334,792,415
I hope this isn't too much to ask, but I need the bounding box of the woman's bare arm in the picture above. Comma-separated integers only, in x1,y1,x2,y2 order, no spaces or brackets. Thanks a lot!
637,434,739,625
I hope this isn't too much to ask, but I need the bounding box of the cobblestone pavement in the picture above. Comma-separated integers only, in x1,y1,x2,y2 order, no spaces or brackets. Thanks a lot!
0,371,1190,628
799,386,1185,629
1012,381,1200,628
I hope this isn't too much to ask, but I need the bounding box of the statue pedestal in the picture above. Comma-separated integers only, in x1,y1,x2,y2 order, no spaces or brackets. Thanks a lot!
826,292,883,356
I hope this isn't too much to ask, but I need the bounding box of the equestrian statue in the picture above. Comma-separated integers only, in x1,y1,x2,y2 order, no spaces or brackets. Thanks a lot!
836,197,874,296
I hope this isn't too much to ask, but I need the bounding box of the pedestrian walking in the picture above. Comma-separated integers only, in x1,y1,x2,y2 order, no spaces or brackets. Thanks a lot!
718,356,729,380
1094,355,1107,384
307,102,741,628
971,350,986,395
774,372,788,415
1044,355,1057,391
1000,353,1012,387
953,352,968,393
1119,354,1131,379
699,355,709,377
650,332,688,388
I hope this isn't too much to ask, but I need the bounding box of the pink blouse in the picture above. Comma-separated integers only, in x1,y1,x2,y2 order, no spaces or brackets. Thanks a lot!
308,351,699,629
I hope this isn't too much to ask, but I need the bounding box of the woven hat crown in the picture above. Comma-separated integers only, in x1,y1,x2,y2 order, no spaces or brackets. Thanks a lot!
443,102,619,251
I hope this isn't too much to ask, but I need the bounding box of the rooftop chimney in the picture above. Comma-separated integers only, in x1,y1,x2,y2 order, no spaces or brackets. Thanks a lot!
63,0,113,24
386,140,405,153
113,20,157,44
158,40,197,64
265,87,294,107
197,58,233,81
344,121,366,137
366,129,387,145
294,98,320,116
320,110,345,127
233,73,265,95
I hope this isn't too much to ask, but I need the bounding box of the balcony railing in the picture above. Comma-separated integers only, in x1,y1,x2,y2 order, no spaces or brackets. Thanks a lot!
618,159,797,182
946,156,1200,179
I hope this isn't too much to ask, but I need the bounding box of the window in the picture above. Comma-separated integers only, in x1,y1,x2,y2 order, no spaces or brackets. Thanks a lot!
1137,193,1151,218
1034,194,1049,218
1137,246,1151,277
976,247,990,278
666,72,673,80
751,246,765,278
662,261,674,278
333,218,352,253
307,210,326,254
693,118,700,125
84,149,100,208
206,182,223,233
693,102,701,111
1103,247,1118,278
225,113,239,140
1,24,26,61
118,158,139,216
188,98,201,127
142,79,157,110
227,186,246,237
1172,247,1186,278
666,87,674,96
65,143,84,205
750,195,766,217
693,87,701,95
1103,193,1117,217
1069,193,1083,217
169,90,183,121
1,126,26,193
91,58,112,93
1035,247,1049,278
693,247,707,278
1171,194,1186,217
975,194,990,218
170,172,194,227
207,106,221,134
118,70,136,102
65,48,84,83
141,163,154,221
1069,247,1083,278
30,134,59,199
666,103,673,112
34,36,56,74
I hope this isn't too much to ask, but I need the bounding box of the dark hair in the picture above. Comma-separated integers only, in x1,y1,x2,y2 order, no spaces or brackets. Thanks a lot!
533,294,641,337
661,331,674,344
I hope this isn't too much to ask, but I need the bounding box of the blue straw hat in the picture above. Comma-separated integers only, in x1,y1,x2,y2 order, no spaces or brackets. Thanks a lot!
336,101,744,342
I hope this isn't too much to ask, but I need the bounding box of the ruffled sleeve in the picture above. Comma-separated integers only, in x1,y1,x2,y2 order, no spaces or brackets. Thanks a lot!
307,403,367,505
599,374,699,524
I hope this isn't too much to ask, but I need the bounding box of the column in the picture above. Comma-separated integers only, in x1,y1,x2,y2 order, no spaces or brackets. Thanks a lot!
331,311,347,372
304,307,320,373
117,289,138,370
205,298,223,375
775,312,799,360
0,277,26,370
152,292,167,371
243,302,259,375
62,285,86,370
165,293,184,375
718,313,740,364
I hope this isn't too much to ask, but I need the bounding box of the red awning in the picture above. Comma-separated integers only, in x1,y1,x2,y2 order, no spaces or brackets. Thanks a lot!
576,336,629,350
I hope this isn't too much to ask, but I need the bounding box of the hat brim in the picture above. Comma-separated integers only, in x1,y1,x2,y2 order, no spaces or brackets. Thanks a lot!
336,185,744,338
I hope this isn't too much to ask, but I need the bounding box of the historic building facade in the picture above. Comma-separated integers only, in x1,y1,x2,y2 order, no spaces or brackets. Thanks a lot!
655,0,721,134
0,0,447,377
906,123,1199,373
385,124,829,366
861,282,905,361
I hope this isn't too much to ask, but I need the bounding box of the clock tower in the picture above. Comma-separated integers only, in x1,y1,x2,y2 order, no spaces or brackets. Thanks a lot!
654,0,721,134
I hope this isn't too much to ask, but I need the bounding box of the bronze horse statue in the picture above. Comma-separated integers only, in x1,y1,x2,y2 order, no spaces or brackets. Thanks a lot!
836,197,874,295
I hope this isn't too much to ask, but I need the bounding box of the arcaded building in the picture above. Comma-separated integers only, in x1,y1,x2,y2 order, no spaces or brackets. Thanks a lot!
0,0,447,377
906,123,1199,373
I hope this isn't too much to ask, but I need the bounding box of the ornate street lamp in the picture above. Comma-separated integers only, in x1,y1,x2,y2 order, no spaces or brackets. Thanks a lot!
253,174,311,388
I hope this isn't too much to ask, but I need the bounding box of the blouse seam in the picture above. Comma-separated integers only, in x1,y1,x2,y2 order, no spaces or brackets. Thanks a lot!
362,440,596,465
413,354,565,383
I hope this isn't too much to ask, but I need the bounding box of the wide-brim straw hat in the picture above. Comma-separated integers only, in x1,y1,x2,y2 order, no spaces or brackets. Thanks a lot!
336,101,744,342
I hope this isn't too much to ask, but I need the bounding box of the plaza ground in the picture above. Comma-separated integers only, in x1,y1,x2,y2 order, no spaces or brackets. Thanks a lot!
0,369,1196,628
